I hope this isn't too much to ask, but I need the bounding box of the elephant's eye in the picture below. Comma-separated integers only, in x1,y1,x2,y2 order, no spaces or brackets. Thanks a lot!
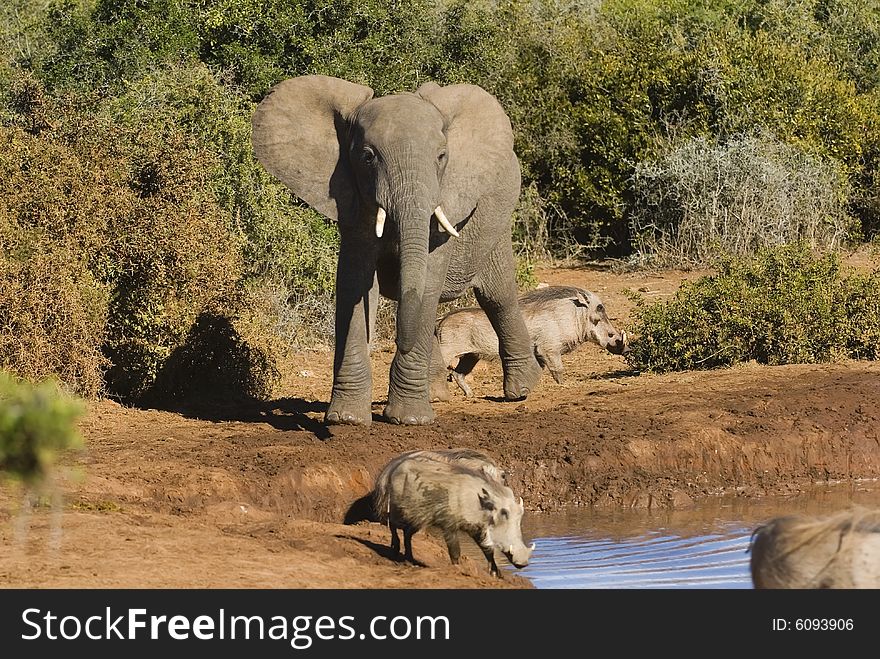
362,147,376,164
437,150,447,163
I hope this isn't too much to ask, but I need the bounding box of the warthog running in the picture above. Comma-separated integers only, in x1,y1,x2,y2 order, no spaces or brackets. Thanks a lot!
750,508,880,588
373,449,534,576
436,285,628,397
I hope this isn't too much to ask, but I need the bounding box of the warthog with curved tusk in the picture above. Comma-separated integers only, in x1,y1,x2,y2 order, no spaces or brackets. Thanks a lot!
749,507,880,588
374,449,533,576
436,285,628,397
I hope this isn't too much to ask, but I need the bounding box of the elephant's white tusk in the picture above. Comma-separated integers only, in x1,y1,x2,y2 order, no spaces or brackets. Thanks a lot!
434,206,459,237
375,207,386,238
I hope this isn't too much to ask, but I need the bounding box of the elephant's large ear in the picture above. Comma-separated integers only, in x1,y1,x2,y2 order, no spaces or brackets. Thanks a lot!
416,82,516,223
252,75,374,221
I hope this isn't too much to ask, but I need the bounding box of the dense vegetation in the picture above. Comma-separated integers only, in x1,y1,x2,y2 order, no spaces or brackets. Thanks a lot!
625,243,880,372
1,0,878,399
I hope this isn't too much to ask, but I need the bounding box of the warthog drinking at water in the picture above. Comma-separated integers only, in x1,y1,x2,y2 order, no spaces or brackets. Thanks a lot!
749,508,880,588
373,449,533,576
436,285,628,397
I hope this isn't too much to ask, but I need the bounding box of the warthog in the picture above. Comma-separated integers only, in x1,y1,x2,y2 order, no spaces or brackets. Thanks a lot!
750,508,880,588
373,450,534,576
436,285,628,397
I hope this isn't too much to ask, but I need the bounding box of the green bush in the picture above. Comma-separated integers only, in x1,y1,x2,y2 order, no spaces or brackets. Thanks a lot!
0,234,109,398
39,0,200,92
626,243,880,372
22,0,880,251
0,371,84,484
0,78,249,402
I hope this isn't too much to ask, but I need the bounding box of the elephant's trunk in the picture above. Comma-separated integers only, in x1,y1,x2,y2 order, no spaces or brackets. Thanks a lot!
394,198,432,354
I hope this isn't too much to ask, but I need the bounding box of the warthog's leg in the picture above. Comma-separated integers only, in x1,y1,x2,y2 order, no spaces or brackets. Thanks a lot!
451,354,479,397
430,334,451,402
474,534,501,577
403,527,416,563
389,523,401,555
538,350,564,384
443,530,461,565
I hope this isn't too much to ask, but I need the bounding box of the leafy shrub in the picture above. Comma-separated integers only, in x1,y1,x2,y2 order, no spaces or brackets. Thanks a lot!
0,371,84,484
630,134,854,266
23,0,880,253
39,0,200,92
0,78,248,402
626,243,880,373
0,0,51,68
0,235,109,398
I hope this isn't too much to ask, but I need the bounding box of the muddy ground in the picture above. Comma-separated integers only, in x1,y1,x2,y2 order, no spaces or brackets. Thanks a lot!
2,258,880,588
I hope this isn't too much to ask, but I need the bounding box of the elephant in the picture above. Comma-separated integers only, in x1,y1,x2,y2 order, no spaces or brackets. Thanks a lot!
252,75,541,426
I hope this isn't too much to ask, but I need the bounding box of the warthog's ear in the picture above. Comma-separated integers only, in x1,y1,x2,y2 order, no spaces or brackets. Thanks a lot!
481,464,501,482
478,488,495,511
570,296,589,309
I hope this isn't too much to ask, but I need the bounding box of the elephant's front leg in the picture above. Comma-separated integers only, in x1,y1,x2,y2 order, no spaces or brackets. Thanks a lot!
326,237,378,426
384,289,444,425
474,241,541,400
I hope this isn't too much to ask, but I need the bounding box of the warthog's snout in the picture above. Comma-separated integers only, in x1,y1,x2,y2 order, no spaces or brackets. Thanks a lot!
606,330,629,355
505,542,536,569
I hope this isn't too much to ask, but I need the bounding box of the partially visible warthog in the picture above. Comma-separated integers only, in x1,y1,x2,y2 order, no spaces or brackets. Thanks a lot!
750,508,880,588
436,285,628,397
374,450,534,576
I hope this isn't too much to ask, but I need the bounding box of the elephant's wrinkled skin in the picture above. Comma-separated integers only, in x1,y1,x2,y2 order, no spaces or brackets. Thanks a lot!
252,76,541,425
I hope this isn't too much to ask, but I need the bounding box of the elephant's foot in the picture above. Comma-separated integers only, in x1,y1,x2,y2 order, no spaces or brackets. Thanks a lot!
325,396,373,426
383,397,435,425
502,355,542,400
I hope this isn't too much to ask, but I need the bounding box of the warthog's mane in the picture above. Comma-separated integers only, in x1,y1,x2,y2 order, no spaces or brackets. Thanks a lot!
372,449,503,521
773,507,880,547
438,285,596,323
519,285,592,310
751,506,880,587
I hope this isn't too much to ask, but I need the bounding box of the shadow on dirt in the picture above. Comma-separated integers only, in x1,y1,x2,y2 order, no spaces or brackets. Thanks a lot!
591,369,642,380
482,395,529,403
338,534,426,566
168,397,333,440
344,493,378,525
124,312,334,439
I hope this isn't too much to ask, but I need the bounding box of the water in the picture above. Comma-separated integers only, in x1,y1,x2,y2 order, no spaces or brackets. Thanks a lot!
517,481,880,589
